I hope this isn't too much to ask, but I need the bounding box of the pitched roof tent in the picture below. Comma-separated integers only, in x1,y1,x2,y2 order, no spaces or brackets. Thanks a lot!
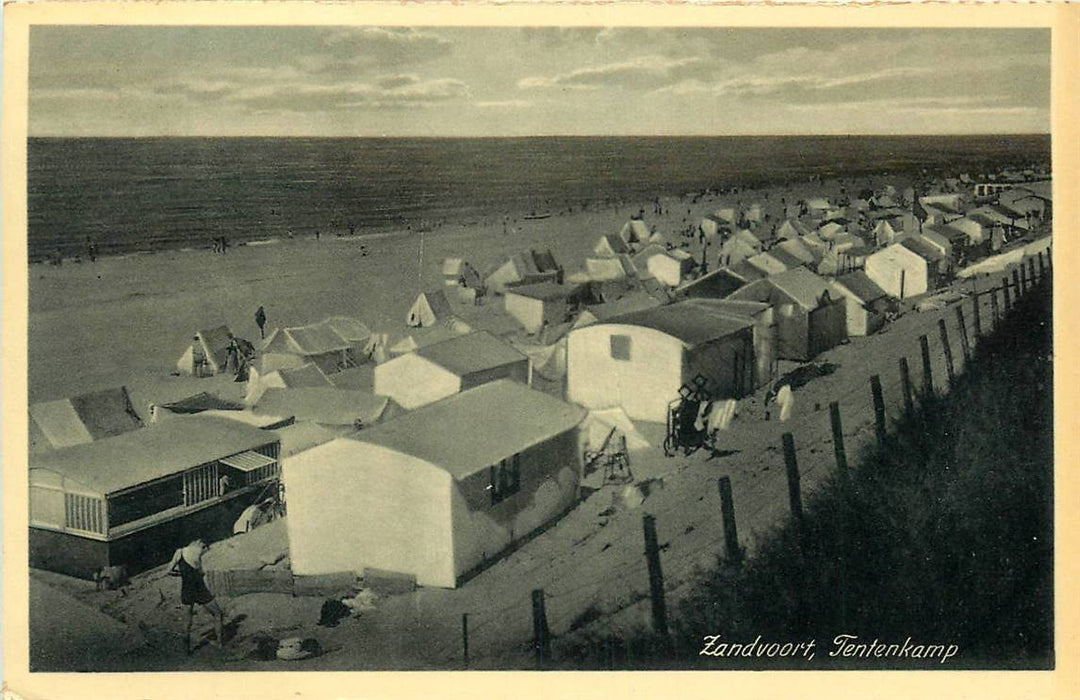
407,290,453,328
30,387,144,449
350,379,585,481
29,415,276,496
834,271,888,304
504,282,577,302
254,387,389,426
765,268,837,311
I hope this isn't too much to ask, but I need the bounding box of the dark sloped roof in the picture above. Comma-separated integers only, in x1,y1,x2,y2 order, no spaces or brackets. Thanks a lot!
766,247,808,270
351,380,585,480
835,271,888,303
66,387,144,440
414,331,527,377
676,268,748,300
505,282,576,302
901,236,946,262
763,268,835,311
161,392,245,414
604,301,753,348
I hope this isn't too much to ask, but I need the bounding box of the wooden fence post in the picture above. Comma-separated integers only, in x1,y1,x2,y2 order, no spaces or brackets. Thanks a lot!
1020,264,1028,294
919,335,934,398
938,319,955,385
1002,277,1012,311
830,402,849,482
870,375,887,449
462,613,470,669
532,589,550,666
642,515,669,640
991,284,1000,323
955,306,971,365
972,293,982,338
899,357,915,416
1029,257,1038,288
1038,251,1047,280
1012,269,1022,299
782,433,803,527
717,477,742,563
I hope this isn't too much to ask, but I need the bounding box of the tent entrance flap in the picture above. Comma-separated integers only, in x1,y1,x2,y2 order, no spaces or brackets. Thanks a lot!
220,451,277,472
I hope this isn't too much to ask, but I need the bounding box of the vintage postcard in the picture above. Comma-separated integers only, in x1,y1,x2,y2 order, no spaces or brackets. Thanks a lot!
3,2,1077,699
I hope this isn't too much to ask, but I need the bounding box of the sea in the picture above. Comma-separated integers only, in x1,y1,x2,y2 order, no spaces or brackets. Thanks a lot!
28,135,1050,259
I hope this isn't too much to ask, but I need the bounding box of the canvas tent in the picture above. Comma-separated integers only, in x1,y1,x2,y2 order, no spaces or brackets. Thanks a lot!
254,387,390,428
261,322,357,376
864,243,931,299
593,234,631,258
647,249,695,287
717,230,763,268
175,325,238,377
442,258,483,290
727,267,847,362
566,301,756,422
30,387,144,451
245,362,333,404
485,249,562,294
619,219,651,245
829,271,890,336
374,331,530,410
586,255,636,282
504,282,578,334
283,380,586,588
676,268,749,301
407,290,454,328
682,298,778,390
776,219,812,241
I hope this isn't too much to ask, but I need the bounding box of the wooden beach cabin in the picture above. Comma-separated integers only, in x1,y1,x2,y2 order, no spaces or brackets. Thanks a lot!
374,331,530,410
829,271,891,337
484,248,562,294
566,301,755,423
29,415,281,579
726,267,847,362
283,380,585,588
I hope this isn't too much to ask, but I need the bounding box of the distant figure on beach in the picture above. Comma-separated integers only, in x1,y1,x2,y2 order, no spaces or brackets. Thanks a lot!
168,539,225,653
255,306,267,339
315,230,321,241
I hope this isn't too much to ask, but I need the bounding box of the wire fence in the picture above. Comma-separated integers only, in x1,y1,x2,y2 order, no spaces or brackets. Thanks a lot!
450,262,1049,668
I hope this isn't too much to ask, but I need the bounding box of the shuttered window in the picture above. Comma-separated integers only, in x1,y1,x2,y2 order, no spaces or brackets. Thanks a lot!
64,493,105,535
183,463,219,506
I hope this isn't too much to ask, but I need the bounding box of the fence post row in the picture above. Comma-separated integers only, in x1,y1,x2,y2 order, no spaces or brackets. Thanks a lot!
461,613,469,668
717,476,742,563
642,514,670,641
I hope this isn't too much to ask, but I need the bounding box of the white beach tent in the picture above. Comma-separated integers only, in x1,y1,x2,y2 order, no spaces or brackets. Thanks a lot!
176,325,234,377
647,249,695,287
406,290,453,328
619,219,651,245
593,234,631,258
586,255,635,282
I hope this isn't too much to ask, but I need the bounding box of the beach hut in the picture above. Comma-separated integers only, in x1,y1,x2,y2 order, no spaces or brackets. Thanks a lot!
805,198,832,215
776,219,812,241
717,230,763,267
765,247,809,271
699,215,726,241
618,219,651,246
675,268,749,301
901,235,950,277
713,208,738,226
175,325,236,377
829,271,890,337
775,238,819,265
283,380,585,588
442,258,483,290
872,219,900,247
566,301,755,422
406,290,454,328
726,267,847,362
647,249,695,287
484,249,562,294
29,415,281,579
245,362,333,405
744,203,764,226
681,298,777,389
745,252,788,277
30,387,144,451
585,255,636,282
728,258,769,283
948,215,993,246
504,282,578,334
864,243,931,300
374,331,530,410
262,322,356,376
593,234,631,258
253,387,390,429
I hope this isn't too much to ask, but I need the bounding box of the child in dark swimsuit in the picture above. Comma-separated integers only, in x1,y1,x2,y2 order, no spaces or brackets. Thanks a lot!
169,539,224,653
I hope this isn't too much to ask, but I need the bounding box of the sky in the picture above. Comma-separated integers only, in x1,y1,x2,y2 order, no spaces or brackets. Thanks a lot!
29,26,1050,137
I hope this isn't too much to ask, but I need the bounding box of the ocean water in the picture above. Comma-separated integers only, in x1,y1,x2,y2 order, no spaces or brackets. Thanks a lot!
28,135,1050,259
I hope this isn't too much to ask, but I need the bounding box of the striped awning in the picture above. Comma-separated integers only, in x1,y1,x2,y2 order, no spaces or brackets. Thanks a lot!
219,451,276,472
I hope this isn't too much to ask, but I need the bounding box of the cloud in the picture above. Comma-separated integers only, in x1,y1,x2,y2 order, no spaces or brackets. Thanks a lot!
320,27,452,66
518,55,710,91
475,99,531,109
228,76,469,112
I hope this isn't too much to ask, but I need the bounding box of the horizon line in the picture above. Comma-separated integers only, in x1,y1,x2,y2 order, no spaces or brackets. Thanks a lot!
27,132,1053,139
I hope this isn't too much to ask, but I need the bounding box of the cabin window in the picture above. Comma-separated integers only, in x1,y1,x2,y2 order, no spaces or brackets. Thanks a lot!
109,475,184,527
490,453,522,505
610,334,632,361
183,463,220,507
65,493,106,535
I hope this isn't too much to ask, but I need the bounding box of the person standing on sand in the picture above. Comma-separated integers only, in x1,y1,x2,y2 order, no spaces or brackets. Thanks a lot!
168,539,224,653
255,306,267,339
